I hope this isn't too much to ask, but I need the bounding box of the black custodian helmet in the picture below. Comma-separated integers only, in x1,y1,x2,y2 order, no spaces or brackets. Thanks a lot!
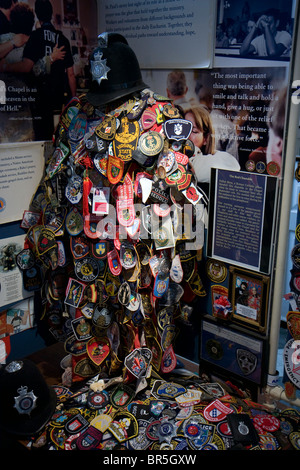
86,32,148,107
0,359,57,437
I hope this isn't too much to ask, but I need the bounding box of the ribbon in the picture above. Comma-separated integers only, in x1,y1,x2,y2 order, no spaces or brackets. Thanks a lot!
82,174,93,217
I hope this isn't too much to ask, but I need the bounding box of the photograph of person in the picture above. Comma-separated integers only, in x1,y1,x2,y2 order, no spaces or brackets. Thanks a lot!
215,0,294,61
0,0,98,142
184,104,240,193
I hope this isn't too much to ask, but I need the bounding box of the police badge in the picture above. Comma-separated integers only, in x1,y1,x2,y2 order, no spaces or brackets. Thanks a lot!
236,348,257,376
91,51,110,85
14,385,38,416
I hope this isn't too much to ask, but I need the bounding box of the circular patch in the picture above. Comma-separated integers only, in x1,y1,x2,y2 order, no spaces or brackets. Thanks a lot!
253,414,280,432
158,420,176,440
205,339,223,360
206,259,227,283
182,139,194,158
245,160,255,172
283,338,300,387
267,161,280,176
291,244,300,269
0,197,6,212
183,417,207,440
256,161,266,173
139,131,164,156
74,256,99,282
87,390,110,409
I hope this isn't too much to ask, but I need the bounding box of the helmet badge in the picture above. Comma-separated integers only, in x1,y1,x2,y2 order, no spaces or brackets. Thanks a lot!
91,51,110,85
14,386,37,416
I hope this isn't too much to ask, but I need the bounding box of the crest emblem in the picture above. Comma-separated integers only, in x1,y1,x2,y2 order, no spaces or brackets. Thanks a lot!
287,311,300,339
161,344,176,373
164,119,192,141
203,399,233,422
14,386,37,415
91,51,110,85
76,426,103,450
184,419,214,445
107,154,124,184
95,116,116,141
87,338,110,366
91,240,108,259
236,348,258,376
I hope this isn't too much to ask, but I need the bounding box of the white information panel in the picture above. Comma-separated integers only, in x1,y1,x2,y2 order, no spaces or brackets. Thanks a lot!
98,0,217,69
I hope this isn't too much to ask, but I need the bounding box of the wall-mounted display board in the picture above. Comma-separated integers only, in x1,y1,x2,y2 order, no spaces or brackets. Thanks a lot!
0,142,45,224
207,169,278,274
98,0,217,69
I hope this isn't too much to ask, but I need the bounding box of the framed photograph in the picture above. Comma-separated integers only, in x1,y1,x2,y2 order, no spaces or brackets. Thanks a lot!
63,0,79,24
229,266,270,333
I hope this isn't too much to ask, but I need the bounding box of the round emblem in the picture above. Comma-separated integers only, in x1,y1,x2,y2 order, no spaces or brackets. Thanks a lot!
245,160,255,172
267,161,280,176
87,390,110,409
165,167,184,185
182,139,194,158
256,161,266,173
283,338,300,388
253,414,280,432
206,259,227,283
158,420,176,442
291,244,300,269
183,417,205,439
139,131,164,156
295,225,300,243
74,257,99,282
205,339,223,360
